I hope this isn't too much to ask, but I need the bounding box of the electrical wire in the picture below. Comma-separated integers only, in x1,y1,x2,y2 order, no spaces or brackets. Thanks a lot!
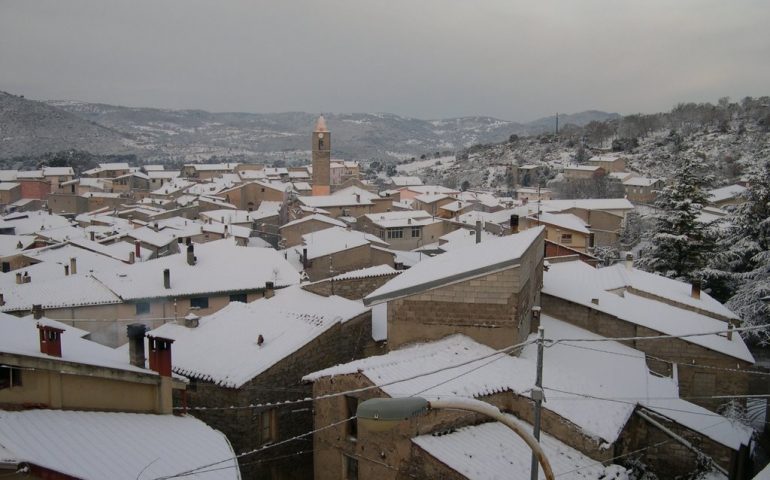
151,415,355,480
174,337,538,411
545,323,770,346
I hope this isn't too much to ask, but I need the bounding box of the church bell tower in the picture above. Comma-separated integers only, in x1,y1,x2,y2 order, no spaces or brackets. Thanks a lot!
312,115,331,196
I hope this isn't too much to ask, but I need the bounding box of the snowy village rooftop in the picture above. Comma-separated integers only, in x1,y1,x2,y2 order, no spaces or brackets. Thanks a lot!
305,314,752,448
364,227,544,305
0,410,239,480
543,260,752,363
0,313,149,375
96,238,299,301
145,286,368,388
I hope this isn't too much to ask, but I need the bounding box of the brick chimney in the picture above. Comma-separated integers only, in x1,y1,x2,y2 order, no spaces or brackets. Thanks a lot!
32,304,43,320
475,221,482,244
127,323,148,368
135,240,141,259
691,279,701,300
89,231,95,241
510,214,519,234
186,244,196,266
69,257,77,275
625,253,633,271
163,269,171,289
15,272,22,285
147,335,174,377
302,248,309,269
37,323,64,357
265,281,275,299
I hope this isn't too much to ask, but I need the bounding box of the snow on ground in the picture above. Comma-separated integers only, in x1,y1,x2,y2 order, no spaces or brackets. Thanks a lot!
397,155,456,174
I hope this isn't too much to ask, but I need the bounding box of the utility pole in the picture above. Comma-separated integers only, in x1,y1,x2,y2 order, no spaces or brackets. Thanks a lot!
530,324,545,480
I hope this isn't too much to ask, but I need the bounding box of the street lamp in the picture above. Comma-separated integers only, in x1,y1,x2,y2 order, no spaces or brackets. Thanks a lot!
356,396,555,480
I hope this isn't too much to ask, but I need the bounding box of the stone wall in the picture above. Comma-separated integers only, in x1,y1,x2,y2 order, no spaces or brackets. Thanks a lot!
387,231,543,351
178,311,373,480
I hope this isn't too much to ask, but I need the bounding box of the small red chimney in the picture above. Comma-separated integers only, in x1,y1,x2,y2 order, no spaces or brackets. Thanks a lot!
147,335,174,377
135,240,141,259
37,323,65,357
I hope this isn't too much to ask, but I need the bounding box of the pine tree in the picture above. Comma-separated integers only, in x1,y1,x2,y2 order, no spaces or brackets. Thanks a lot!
638,156,714,281
706,161,770,342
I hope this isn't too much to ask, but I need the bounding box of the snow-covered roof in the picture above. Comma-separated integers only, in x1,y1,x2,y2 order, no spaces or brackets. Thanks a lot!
148,170,180,179
281,213,346,230
301,227,381,259
415,193,451,204
298,194,373,208
365,227,544,305
96,238,299,301
200,209,261,224
565,165,602,171
307,315,750,446
594,262,738,320
0,244,123,288
437,228,496,251
390,176,423,187
0,211,73,235
0,409,239,480
0,313,147,374
543,261,752,362
0,182,19,191
413,416,624,480
405,185,459,195
457,207,529,226
147,286,368,388
363,210,442,228
708,184,748,203
99,162,130,170
0,234,36,256
331,264,398,282
0,273,122,312
332,185,380,201
187,162,239,171
623,177,661,187
539,198,634,213
531,212,590,234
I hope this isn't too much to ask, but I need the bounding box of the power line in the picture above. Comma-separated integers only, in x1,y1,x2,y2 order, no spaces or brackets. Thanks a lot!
151,415,355,480
555,341,770,377
175,337,538,411
545,323,770,346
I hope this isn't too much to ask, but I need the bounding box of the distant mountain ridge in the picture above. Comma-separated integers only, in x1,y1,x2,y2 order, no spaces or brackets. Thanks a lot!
0,91,619,161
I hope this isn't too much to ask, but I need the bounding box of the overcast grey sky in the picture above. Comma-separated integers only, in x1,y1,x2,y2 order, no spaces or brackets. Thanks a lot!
1,0,768,121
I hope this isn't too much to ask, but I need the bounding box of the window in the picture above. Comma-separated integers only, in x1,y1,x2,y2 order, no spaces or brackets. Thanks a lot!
387,228,403,239
1,262,9,273
379,229,385,240
560,233,573,244
345,455,358,480
229,293,248,303
345,396,359,439
411,226,421,238
135,302,150,315
0,366,22,390
190,297,209,309
259,409,275,444
318,139,324,150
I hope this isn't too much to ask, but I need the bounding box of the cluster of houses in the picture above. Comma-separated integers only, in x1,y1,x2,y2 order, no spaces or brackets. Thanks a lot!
0,118,763,479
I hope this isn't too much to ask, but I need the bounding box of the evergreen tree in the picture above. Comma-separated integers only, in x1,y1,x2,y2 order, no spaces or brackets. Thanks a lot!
638,156,714,281
706,162,770,342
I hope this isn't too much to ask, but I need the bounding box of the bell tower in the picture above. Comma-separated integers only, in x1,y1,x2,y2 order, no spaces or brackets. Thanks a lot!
312,115,331,196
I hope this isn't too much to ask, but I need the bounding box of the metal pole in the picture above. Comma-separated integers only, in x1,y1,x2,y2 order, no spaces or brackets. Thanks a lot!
531,326,545,480
428,398,555,480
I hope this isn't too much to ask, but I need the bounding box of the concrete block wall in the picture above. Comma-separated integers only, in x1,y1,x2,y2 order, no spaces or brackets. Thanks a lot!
176,311,373,479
